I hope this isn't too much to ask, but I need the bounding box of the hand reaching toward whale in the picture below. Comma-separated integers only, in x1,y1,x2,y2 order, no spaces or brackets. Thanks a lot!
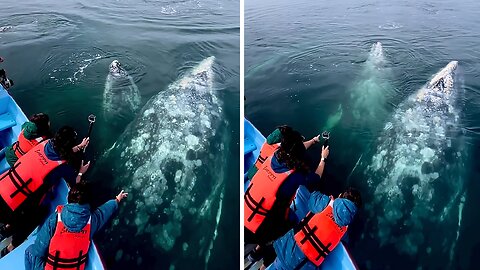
303,135,321,149
321,145,330,160
116,190,128,203
73,137,90,152
315,145,329,178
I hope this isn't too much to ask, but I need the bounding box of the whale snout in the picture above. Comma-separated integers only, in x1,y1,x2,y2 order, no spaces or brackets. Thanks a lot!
109,60,124,76
110,60,120,70
447,61,458,71
176,56,215,89
372,41,383,51
428,61,458,91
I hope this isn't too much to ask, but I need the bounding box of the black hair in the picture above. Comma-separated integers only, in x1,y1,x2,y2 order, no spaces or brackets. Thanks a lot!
68,181,91,205
29,113,52,138
277,125,293,136
275,126,308,172
52,126,77,161
341,187,362,209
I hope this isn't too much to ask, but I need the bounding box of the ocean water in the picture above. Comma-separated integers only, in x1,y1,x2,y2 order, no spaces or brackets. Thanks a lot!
245,0,480,269
0,0,239,269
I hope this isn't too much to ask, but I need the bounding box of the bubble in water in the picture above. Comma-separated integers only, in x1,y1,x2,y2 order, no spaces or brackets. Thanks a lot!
115,249,123,262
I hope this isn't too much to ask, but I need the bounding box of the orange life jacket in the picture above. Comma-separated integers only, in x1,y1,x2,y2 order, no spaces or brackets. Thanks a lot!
294,200,347,267
12,130,47,158
0,140,65,211
244,155,294,233
252,142,280,170
45,205,91,270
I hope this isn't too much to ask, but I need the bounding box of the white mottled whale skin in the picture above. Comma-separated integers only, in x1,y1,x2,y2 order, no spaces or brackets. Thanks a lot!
103,60,141,122
104,57,225,267
365,61,463,262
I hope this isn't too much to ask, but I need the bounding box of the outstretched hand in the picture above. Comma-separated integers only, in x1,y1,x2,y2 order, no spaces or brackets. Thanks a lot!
116,190,128,203
79,137,90,150
321,145,330,159
79,160,90,174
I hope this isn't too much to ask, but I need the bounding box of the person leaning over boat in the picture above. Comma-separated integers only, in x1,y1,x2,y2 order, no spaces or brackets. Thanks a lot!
246,125,322,180
244,126,329,267
24,181,128,270
265,187,362,270
0,126,90,256
0,113,53,166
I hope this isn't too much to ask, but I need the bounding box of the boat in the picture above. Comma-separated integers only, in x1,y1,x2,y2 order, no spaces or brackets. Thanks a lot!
0,84,105,270
244,118,358,270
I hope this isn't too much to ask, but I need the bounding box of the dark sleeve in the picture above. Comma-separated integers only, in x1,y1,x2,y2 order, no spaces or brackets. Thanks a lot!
266,128,282,144
45,164,77,187
308,191,330,214
281,171,320,197
304,172,321,192
28,212,57,258
246,129,283,180
90,200,119,237
246,166,258,181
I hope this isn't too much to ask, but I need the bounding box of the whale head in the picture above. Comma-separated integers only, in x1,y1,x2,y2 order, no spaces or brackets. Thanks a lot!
427,61,458,93
371,42,383,57
416,61,458,103
109,60,125,77
177,56,215,90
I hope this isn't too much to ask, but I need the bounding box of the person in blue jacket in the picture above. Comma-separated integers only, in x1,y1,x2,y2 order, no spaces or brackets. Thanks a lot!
24,181,128,270
266,187,362,270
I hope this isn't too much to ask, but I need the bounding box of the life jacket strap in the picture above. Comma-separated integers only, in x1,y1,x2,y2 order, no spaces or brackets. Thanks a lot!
244,184,270,222
12,141,27,156
46,250,87,270
256,154,268,165
0,162,34,198
295,212,332,261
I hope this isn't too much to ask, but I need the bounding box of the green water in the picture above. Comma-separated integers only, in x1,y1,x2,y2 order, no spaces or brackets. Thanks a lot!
246,0,480,269
1,0,239,269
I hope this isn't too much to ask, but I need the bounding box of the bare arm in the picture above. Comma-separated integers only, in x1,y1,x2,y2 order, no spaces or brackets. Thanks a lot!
315,146,329,178
75,160,90,184
303,135,320,150
72,137,90,153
